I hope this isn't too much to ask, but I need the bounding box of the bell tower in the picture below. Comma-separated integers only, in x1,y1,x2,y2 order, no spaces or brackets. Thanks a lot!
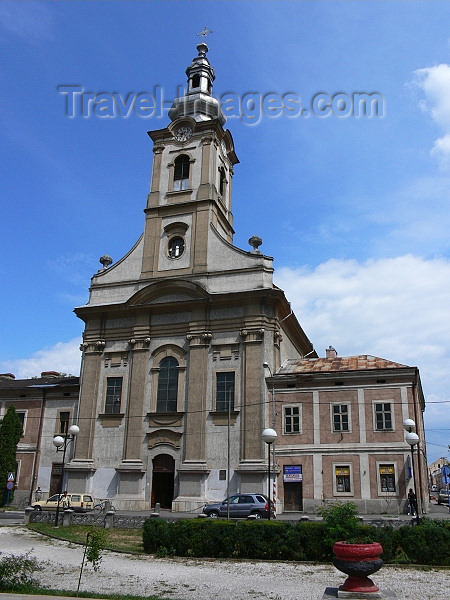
140,43,239,280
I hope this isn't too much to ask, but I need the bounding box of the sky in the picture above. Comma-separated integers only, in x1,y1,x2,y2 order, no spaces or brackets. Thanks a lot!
0,1,449,464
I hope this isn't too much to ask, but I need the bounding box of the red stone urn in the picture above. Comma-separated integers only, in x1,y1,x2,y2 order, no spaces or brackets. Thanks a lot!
332,541,383,593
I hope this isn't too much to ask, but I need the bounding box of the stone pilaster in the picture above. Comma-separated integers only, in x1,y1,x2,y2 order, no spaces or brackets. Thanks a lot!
75,340,105,460
183,331,212,462
240,328,265,461
123,337,151,461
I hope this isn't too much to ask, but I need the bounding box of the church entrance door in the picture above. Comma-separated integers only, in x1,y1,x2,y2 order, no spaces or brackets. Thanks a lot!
151,454,175,509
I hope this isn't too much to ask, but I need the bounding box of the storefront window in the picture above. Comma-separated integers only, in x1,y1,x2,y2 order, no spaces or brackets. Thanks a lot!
335,466,351,493
379,464,396,492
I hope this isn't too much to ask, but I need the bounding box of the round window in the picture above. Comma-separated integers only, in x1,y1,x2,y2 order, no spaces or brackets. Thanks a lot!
168,236,185,259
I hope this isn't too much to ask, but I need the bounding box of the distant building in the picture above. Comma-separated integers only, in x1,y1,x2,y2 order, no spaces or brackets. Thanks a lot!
0,372,79,505
428,457,449,490
267,347,428,514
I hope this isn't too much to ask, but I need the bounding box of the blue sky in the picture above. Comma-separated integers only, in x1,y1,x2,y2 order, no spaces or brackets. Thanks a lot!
1,1,449,463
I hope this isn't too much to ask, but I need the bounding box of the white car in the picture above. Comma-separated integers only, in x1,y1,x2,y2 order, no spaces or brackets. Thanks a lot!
32,493,94,512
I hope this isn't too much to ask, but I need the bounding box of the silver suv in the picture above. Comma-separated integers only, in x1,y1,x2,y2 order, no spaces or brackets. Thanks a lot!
203,493,272,519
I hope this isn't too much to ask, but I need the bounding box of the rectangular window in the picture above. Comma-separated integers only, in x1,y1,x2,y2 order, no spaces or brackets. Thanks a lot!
105,377,123,414
283,405,301,434
375,402,393,430
379,464,396,493
59,411,70,434
332,404,349,432
216,372,235,412
335,466,351,493
16,412,26,437
219,470,226,481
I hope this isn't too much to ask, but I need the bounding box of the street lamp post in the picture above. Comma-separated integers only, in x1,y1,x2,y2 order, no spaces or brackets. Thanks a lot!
262,428,277,520
403,418,420,525
53,424,79,526
263,362,277,515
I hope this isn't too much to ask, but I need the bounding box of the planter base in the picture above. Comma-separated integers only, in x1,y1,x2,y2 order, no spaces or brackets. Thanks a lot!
339,574,379,593
322,587,397,600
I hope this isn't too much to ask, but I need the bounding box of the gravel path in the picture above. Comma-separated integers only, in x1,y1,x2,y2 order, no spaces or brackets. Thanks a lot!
0,526,448,600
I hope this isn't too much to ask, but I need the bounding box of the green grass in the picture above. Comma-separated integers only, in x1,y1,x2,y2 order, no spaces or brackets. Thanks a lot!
27,523,144,554
3,587,173,600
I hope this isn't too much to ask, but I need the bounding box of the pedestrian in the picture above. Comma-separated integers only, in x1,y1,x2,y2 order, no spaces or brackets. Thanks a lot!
34,486,42,501
61,491,71,509
407,488,418,516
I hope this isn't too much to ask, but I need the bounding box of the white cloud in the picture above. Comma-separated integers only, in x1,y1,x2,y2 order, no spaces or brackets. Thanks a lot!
0,338,82,379
413,64,450,168
275,255,450,462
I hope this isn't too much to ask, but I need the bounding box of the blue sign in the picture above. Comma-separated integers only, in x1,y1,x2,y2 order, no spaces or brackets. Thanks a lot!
283,465,302,482
441,465,450,485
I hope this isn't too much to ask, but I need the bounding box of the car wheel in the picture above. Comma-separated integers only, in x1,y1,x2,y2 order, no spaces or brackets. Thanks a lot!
251,511,262,519
33,505,42,511
208,511,219,518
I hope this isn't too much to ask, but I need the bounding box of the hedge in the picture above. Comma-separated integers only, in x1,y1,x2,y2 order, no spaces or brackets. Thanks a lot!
142,517,450,565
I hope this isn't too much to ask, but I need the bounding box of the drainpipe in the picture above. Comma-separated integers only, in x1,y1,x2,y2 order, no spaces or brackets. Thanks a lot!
412,372,425,514
29,388,47,505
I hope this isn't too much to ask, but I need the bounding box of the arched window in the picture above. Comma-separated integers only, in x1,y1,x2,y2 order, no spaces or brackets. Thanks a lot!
192,74,200,88
219,166,226,196
157,357,179,412
173,155,190,191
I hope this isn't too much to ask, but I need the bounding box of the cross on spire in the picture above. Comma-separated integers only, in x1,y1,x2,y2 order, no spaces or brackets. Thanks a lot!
196,27,212,40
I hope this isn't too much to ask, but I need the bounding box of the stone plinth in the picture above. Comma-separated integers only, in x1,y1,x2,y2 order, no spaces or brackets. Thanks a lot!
322,588,397,599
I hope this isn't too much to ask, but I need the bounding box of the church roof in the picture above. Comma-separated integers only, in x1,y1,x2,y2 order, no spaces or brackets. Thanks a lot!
277,355,410,375
0,374,79,390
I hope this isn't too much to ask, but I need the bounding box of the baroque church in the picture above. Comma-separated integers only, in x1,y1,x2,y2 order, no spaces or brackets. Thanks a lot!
68,41,315,511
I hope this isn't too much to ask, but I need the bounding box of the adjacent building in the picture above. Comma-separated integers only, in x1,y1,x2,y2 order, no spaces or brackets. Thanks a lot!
268,347,428,514
0,372,79,506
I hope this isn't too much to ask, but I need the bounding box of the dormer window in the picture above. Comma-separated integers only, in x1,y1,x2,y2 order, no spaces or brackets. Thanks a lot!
173,154,190,191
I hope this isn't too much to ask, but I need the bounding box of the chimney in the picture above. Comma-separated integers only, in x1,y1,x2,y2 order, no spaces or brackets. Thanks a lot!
0,373,15,380
326,346,337,359
41,371,60,379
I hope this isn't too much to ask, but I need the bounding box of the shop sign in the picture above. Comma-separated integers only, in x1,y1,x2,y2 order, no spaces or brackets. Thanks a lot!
335,467,350,476
379,465,394,475
283,465,302,482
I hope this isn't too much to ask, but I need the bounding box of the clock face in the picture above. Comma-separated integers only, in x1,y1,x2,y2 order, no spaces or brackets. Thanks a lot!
174,126,193,142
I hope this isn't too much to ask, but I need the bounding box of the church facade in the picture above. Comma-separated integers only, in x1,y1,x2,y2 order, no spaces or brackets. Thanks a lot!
68,42,315,511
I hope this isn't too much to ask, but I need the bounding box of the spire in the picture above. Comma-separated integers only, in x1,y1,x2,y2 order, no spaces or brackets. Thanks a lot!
169,42,226,125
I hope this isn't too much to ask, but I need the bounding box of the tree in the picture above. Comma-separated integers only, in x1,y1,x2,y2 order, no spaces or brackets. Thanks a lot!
0,406,23,506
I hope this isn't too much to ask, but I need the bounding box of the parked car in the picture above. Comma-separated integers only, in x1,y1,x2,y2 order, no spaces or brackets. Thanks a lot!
437,488,450,505
32,493,94,512
203,493,272,519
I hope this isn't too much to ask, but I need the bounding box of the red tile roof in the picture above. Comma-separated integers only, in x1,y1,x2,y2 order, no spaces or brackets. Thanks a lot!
277,355,409,374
